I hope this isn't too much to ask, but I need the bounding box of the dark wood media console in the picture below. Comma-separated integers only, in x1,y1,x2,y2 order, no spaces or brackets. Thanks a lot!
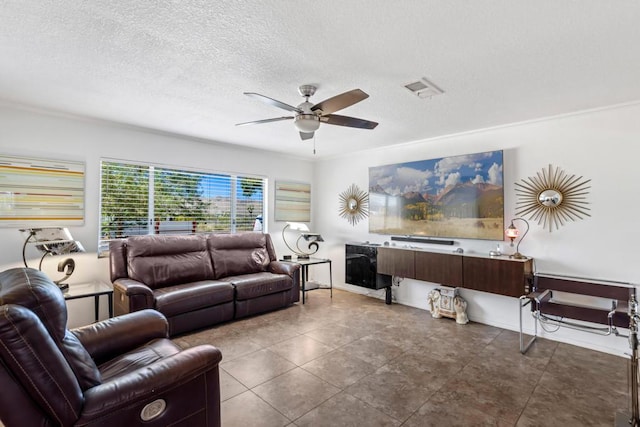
376,246,533,298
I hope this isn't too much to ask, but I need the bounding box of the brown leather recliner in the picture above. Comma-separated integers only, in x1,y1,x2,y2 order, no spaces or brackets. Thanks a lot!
0,268,222,427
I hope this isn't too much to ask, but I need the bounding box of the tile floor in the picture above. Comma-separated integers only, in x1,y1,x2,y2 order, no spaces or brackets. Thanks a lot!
174,289,631,426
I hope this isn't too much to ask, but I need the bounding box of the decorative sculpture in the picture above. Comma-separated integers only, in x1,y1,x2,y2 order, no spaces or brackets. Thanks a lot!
427,289,442,318
428,287,468,324
453,295,469,325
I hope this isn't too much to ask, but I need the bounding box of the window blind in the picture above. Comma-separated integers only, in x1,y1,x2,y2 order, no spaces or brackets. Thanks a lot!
99,159,265,255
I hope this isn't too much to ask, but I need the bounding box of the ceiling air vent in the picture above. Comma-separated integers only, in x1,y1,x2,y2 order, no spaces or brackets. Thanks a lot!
404,77,444,99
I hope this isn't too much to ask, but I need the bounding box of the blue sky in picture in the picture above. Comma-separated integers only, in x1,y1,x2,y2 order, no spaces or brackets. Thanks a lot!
369,150,503,197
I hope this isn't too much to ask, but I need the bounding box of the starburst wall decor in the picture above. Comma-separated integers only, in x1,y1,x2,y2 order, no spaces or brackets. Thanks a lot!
515,164,591,232
338,184,369,226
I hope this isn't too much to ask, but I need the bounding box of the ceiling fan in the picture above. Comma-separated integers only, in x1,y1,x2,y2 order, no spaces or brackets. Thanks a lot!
236,85,378,141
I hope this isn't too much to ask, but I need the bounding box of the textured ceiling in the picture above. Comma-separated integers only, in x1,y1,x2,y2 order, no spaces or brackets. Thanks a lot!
1,1,640,159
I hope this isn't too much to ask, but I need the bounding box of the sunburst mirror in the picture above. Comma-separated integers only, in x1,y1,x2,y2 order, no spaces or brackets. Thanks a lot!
338,184,369,226
515,164,591,232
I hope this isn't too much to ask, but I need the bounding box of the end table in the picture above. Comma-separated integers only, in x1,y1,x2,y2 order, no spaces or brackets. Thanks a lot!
63,281,113,323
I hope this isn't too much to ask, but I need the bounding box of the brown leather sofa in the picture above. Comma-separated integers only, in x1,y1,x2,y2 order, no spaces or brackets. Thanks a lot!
0,267,222,427
110,233,300,336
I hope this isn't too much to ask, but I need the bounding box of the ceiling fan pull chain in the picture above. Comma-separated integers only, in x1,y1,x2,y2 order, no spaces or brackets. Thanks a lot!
313,134,316,155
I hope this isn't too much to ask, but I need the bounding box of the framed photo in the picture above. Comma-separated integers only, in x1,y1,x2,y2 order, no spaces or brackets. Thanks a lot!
369,150,504,240
0,154,85,227
274,181,311,222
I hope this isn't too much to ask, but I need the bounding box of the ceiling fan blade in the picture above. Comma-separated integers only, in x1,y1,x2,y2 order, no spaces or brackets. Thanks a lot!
244,92,302,113
236,116,294,126
300,132,314,140
321,114,378,129
311,89,369,115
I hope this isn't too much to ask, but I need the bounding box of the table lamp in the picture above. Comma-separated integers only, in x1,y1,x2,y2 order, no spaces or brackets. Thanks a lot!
282,222,324,259
505,218,529,259
20,227,85,291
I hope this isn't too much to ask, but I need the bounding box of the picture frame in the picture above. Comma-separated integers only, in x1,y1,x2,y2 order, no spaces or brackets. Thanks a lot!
274,181,311,222
368,150,504,240
0,154,85,227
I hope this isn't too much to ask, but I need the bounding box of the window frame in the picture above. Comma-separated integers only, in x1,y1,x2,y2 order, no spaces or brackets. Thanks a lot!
98,157,267,255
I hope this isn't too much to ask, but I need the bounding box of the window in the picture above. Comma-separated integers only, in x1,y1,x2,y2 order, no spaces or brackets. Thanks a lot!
99,159,265,253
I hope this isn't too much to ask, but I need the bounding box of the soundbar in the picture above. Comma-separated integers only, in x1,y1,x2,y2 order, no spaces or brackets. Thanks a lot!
390,236,455,246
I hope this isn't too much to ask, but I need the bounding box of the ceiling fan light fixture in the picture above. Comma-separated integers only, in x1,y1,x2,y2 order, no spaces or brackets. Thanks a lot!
294,114,320,133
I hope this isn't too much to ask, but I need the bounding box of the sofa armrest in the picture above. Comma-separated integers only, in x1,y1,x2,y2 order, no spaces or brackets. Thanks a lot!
77,345,222,424
269,261,300,278
113,278,155,314
71,309,168,363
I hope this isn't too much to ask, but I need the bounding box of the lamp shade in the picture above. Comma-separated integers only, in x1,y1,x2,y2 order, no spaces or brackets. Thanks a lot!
505,222,519,240
286,222,310,232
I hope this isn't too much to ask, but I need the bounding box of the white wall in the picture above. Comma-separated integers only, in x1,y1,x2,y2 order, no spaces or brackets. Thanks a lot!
0,104,314,327
313,101,640,356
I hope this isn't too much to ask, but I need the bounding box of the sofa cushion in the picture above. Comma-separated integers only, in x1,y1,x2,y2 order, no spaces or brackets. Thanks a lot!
224,272,293,300
126,235,215,288
154,280,235,318
208,234,270,279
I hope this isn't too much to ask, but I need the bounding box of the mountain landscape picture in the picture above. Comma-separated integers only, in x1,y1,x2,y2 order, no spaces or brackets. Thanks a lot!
369,150,504,240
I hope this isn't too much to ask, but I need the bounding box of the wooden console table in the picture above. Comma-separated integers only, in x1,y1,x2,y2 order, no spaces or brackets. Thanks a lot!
376,246,533,298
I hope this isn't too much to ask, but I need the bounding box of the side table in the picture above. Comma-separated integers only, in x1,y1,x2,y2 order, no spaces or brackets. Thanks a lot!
284,257,333,304
63,281,113,323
